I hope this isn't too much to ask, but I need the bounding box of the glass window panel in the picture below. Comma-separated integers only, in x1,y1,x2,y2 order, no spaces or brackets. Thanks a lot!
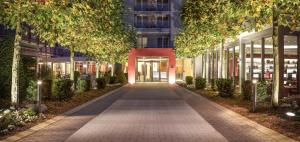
283,36,298,96
264,37,273,80
253,40,262,80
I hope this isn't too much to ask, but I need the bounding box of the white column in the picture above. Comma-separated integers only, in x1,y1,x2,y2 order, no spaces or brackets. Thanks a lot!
239,41,246,92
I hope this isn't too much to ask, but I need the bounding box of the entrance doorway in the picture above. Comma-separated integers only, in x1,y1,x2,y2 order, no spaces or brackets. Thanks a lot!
136,57,169,82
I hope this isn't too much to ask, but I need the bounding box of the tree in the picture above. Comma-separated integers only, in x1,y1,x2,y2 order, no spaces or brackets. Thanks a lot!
0,0,40,107
176,0,300,107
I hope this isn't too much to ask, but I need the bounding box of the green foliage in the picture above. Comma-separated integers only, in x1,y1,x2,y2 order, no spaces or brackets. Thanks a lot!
117,72,126,83
175,0,300,58
242,80,252,100
211,79,215,91
109,76,117,84
195,77,206,90
185,76,193,85
0,108,37,135
52,79,73,101
26,80,37,102
42,79,52,99
257,81,269,102
0,35,30,101
76,79,90,93
74,71,80,88
216,79,234,98
96,78,106,89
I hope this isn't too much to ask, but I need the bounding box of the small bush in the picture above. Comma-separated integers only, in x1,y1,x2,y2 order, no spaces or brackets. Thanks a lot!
109,76,117,84
211,79,215,90
216,79,234,98
0,108,38,135
74,71,80,87
77,79,89,92
242,80,252,100
42,79,52,99
96,78,106,89
185,76,193,85
26,80,37,102
52,79,73,101
195,77,206,89
257,81,269,102
117,72,126,83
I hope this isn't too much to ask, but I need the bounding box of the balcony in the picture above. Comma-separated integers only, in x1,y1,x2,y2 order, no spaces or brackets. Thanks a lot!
134,4,169,11
135,21,170,28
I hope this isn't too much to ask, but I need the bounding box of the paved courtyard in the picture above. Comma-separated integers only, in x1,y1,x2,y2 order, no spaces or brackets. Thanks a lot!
15,84,294,142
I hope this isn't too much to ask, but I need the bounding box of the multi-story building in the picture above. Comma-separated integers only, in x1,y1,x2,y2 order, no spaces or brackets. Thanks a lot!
125,0,183,84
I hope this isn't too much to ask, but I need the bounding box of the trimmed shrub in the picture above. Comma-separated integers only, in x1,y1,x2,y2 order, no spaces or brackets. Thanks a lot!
42,79,52,99
52,79,73,101
216,79,234,98
109,76,117,84
211,79,215,90
0,108,37,135
195,77,206,89
74,71,80,89
104,72,111,83
96,77,106,89
257,81,269,102
117,72,126,83
124,73,128,81
242,80,252,100
26,80,37,102
185,76,193,85
76,79,89,92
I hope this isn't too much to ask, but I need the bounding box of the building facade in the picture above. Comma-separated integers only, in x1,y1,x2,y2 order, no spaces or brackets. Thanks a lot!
125,0,183,84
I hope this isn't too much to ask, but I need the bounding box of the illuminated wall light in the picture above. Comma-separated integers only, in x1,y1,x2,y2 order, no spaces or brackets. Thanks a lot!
286,112,296,117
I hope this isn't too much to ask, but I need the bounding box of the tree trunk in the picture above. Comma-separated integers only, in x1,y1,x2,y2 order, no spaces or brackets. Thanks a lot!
70,46,75,81
11,21,22,107
272,3,279,107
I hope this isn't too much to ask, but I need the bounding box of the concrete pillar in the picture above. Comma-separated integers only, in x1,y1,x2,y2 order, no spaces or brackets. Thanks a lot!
261,38,265,81
219,43,224,78
233,46,236,86
250,41,254,81
215,49,218,79
194,56,202,78
206,50,211,83
96,61,100,78
297,36,300,94
239,42,246,92
202,54,206,78
226,48,230,79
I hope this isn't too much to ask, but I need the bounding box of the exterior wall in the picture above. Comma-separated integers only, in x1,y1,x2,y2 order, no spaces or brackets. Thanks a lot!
128,48,176,84
194,56,203,78
124,0,182,48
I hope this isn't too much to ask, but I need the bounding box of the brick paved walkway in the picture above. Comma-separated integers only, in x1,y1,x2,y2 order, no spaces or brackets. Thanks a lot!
65,84,227,142
15,83,295,142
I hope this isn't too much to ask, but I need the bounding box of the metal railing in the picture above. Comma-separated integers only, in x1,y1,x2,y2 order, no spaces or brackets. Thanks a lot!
134,4,169,11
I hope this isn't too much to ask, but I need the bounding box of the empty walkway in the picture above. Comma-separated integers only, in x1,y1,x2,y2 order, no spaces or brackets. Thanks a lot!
15,84,294,142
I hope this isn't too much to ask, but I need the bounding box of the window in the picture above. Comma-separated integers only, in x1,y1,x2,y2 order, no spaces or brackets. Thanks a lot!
137,36,148,48
157,36,169,48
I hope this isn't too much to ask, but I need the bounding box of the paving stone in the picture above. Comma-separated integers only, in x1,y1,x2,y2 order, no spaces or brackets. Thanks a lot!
65,84,227,142
16,83,294,142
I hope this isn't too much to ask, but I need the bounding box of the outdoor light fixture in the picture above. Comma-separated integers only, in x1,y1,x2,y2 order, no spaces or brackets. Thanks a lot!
37,80,43,85
252,79,257,84
129,80,134,85
286,112,296,117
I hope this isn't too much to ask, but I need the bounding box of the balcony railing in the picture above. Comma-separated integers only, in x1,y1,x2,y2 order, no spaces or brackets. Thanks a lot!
135,21,170,28
134,4,169,11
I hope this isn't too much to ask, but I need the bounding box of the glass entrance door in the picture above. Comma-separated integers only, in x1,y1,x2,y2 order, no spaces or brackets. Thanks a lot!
136,57,169,82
